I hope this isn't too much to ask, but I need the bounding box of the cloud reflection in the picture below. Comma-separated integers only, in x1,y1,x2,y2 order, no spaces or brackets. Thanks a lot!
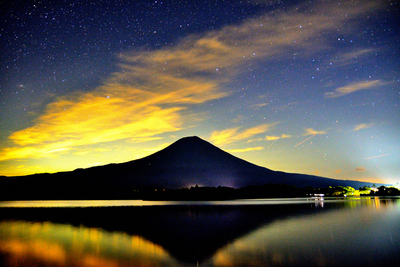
210,200,400,266
0,220,179,267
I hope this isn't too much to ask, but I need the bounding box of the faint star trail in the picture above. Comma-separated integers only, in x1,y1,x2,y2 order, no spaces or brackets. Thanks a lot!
267,140,278,149
364,154,389,160
295,134,316,148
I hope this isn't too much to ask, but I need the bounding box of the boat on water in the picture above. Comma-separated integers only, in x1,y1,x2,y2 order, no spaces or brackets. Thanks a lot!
307,193,324,201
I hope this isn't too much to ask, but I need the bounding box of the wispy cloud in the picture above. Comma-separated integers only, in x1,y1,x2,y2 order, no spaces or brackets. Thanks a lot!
226,147,264,153
330,49,374,68
303,128,327,136
0,69,225,161
353,123,374,131
265,134,292,141
294,128,326,147
231,115,246,124
249,103,269,109
355,166,366,172
210,124,276,146
325,80,383,98
0,0,381,164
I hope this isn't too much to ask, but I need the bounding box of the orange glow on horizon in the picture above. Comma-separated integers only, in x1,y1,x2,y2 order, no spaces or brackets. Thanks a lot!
0,0,395,184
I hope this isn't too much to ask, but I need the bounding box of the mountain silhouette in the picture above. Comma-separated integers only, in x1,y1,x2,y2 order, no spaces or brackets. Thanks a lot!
0,136,377,200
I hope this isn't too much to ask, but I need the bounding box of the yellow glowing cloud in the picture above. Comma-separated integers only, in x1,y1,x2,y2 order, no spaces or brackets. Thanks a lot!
303,128,327,136
1,102,183,162
210,128,241,146
353,123,374,131
265,134,291,141
210,124,275,145
294,129,326,147
0,0,381,167
227,147,264,153
0,58,226,162
325,80,383,98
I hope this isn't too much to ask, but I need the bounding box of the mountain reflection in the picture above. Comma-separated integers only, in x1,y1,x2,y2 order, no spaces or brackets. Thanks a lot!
209,199,400,267
0,204,318,265
0,220,179,267
1,198,399,266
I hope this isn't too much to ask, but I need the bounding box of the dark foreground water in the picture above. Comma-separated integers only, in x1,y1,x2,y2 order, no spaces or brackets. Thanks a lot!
0,197,399,266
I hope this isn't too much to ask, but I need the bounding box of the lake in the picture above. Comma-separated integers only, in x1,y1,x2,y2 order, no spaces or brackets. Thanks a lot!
0,197,399,266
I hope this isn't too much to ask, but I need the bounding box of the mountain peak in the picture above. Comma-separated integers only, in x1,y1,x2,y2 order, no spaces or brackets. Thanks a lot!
171,135,211,146
170,135,208,148
139,135,253,170
0,136,379,200
178,135,202,140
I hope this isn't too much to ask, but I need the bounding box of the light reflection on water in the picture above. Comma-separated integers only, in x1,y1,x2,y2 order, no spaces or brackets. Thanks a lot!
0,197,399,266
207,198,400,266
0,220,179,267
0,196,393,208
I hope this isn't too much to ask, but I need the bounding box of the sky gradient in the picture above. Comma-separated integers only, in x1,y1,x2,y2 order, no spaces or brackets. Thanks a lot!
1,0,399,184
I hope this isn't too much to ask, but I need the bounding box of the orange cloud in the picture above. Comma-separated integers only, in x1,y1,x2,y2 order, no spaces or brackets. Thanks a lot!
325,80,384,98
303,128,327,136
355,166,366,172
265,134,291,141
353,123,374,131
294,128,326,147
0,0,382,167
227,147,264,153
210,124,276,145
0,53,227,162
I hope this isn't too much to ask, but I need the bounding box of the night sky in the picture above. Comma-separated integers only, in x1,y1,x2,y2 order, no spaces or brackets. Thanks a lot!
1,0,399,184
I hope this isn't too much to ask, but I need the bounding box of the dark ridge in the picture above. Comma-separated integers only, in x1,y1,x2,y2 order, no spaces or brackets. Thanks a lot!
0,136,381,200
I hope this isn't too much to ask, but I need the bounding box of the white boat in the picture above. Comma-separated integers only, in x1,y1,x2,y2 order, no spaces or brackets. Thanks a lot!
307,193,324,201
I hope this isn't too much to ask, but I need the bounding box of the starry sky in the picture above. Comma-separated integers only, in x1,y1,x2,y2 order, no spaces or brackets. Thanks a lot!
1,0,399,184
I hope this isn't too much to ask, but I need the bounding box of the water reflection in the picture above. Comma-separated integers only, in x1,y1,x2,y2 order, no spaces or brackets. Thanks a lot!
0,220,179,267
209,198,400,266
0,197,399,266
1,196,395,208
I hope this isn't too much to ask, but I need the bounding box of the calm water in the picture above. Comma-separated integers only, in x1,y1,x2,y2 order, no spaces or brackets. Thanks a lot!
0,197,399,266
